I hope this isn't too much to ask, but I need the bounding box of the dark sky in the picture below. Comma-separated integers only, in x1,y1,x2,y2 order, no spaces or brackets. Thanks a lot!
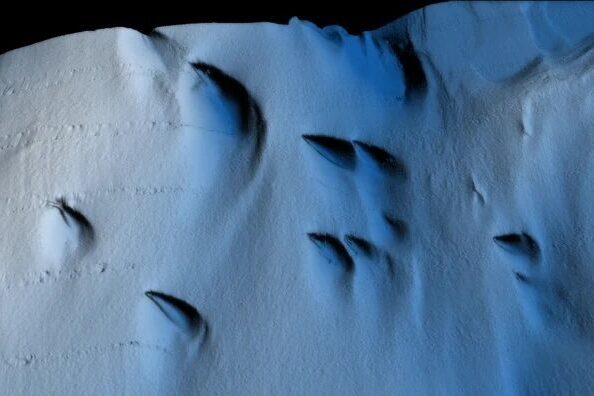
0,2,441,55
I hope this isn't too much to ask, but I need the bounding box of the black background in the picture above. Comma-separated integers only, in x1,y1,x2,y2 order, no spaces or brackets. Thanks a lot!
0,1,441,55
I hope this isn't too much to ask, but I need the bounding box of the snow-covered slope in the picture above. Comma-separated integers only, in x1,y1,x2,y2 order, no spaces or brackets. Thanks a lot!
1,2,594,395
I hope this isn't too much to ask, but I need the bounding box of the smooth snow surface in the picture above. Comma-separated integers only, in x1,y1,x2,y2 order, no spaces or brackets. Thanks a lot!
1,2,594,395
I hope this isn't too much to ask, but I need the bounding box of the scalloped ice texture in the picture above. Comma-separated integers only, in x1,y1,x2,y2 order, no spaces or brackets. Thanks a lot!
1,2,594,395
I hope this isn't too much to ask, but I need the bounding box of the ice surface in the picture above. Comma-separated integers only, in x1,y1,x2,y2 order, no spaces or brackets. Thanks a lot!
1,2,594,395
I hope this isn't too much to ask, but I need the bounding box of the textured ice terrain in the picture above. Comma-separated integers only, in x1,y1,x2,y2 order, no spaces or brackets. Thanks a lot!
1,2,594,395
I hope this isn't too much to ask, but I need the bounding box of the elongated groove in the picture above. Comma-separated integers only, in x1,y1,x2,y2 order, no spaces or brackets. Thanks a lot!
145,291,204,337
353,140,406,177
48,197,94,242
192,62,252,130
493,232,540,260
307,233,354,271
302,135,356,169
391,39,427,95
384,214,408,239
514,271,530,283
191,61,267,167
344,234,377,258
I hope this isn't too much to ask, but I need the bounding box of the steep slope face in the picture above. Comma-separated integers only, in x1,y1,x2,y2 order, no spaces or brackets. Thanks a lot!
1,2,594,395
